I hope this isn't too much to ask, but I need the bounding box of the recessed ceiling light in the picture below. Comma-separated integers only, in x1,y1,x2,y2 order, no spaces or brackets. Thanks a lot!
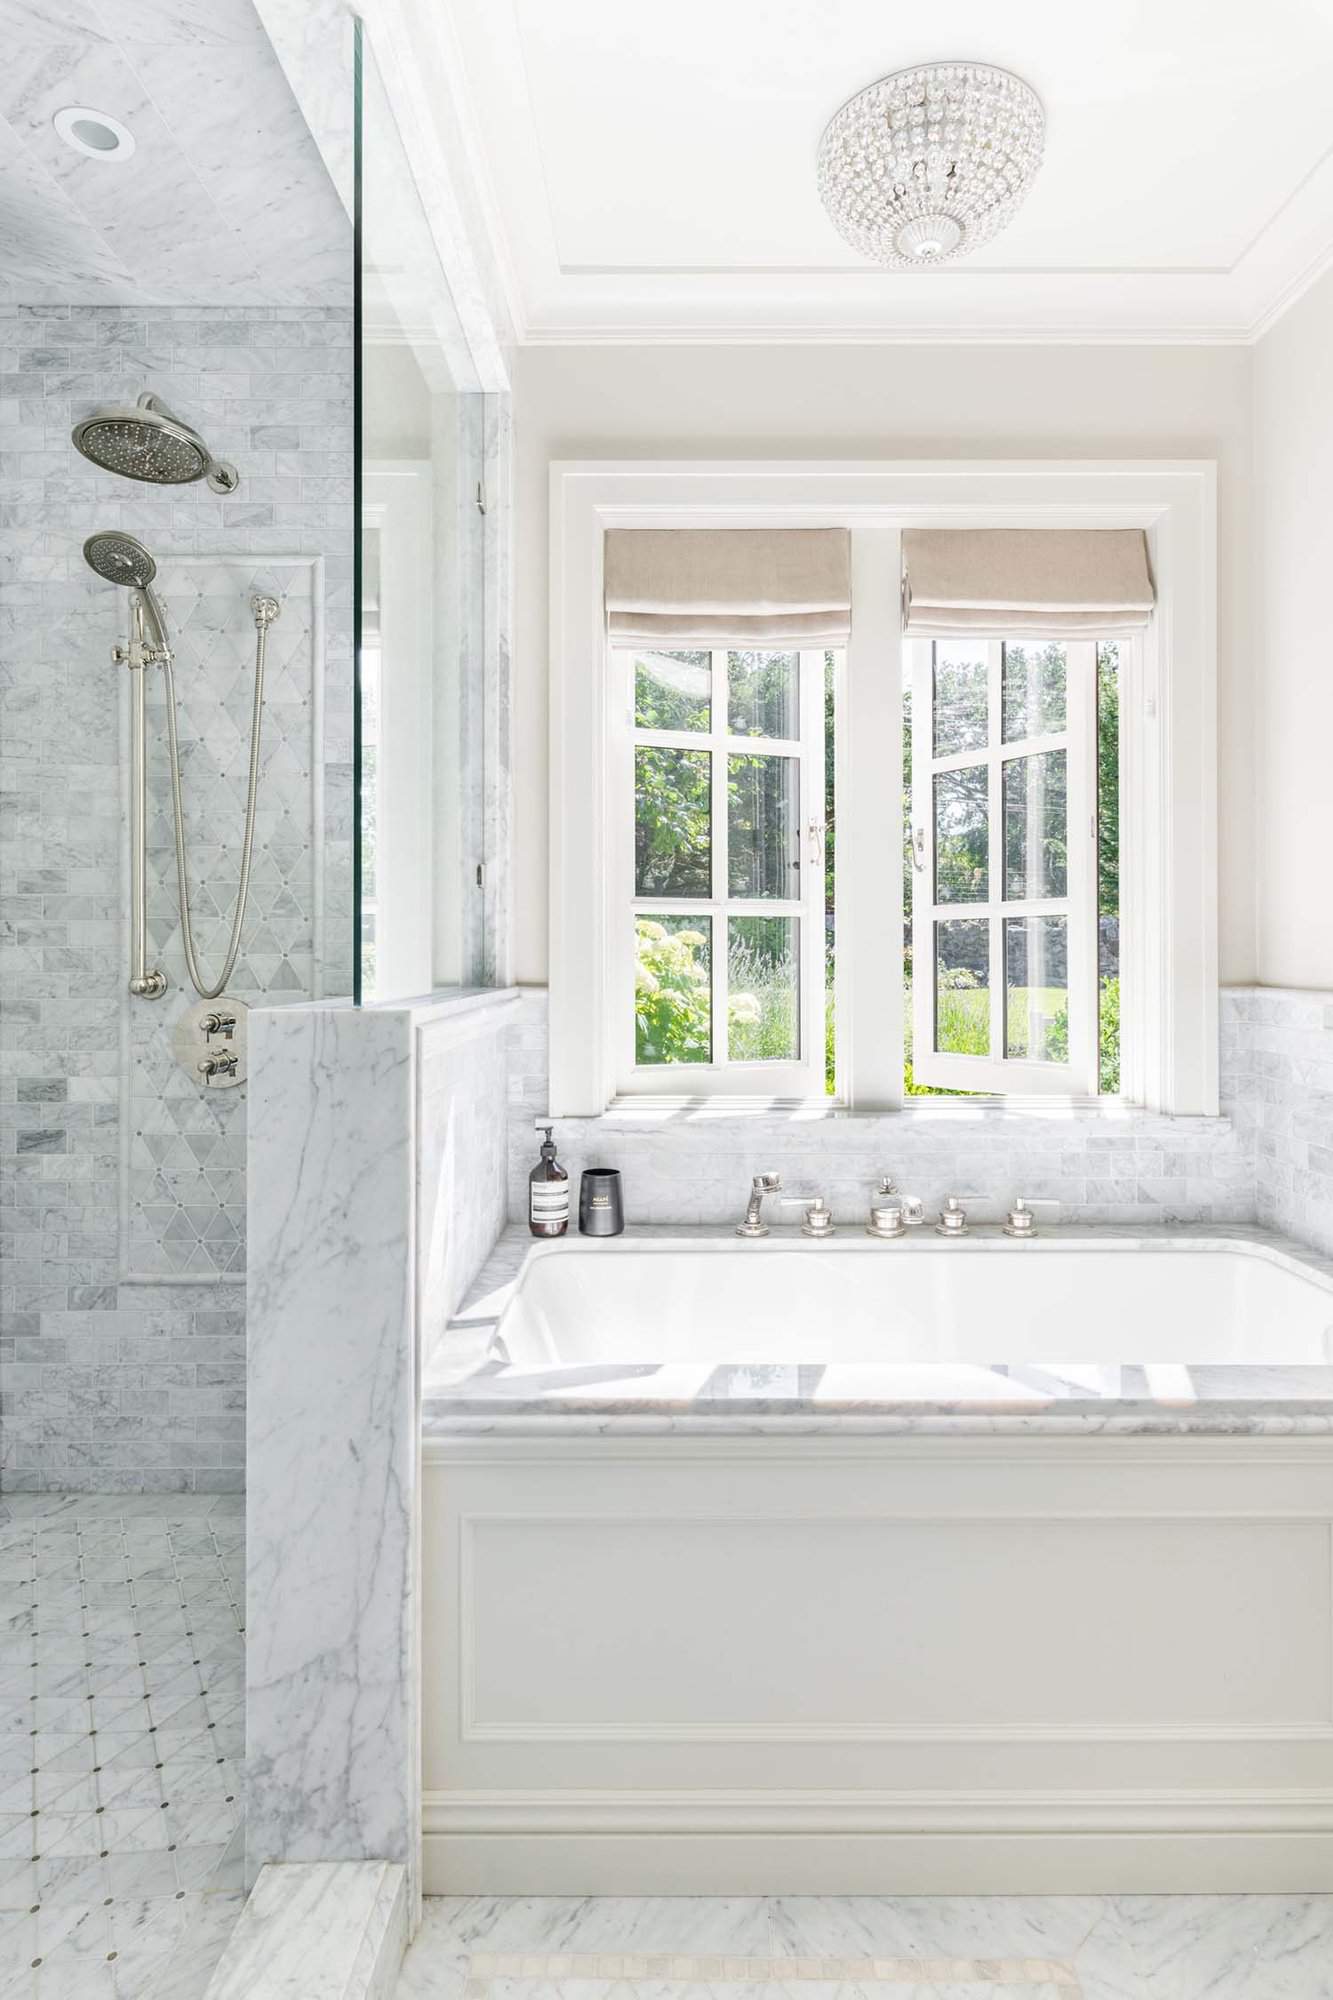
53,105,136,162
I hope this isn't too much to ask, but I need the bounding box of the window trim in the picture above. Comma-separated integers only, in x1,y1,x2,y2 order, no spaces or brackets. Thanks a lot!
548,460,1217,1118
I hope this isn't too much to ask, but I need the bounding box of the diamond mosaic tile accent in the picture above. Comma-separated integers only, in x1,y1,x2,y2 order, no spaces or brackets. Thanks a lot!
0,1492,245,1998
125,556,321,1282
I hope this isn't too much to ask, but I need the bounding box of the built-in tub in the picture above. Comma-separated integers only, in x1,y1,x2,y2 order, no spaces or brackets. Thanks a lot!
492,1236,1333,1368
422,1228,1333,1896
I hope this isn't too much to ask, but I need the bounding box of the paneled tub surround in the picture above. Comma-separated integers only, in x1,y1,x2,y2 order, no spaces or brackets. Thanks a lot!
421,1223,1333,1894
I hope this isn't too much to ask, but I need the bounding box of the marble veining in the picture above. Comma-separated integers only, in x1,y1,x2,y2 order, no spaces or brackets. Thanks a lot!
423,1223,1333,1437
394,1894,1333,2000
200,1859,407,2000
245,1005,418,1891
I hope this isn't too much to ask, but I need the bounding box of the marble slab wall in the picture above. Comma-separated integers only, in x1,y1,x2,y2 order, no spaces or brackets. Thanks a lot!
246,1002,418,1893
0,302,352,1492
245,989,516,1906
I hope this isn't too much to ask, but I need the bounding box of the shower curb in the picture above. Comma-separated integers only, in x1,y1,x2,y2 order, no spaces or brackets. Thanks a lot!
200,1859,408,2000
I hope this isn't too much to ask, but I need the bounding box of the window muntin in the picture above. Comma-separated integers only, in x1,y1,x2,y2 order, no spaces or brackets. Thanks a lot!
910,637,1099,1095
620,647,828,1096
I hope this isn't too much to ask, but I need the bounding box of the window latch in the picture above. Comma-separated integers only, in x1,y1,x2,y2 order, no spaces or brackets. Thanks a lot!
910,825,927,872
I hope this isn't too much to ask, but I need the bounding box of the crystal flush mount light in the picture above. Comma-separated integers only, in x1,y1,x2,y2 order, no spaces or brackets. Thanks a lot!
817,61,1045,268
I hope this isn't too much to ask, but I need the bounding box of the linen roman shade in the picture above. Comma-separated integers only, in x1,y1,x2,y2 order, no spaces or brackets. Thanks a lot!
901,528,1155,636
604,528,852,645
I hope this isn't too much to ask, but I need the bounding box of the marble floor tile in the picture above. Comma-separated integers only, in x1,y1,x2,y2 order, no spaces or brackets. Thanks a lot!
400,1898,1333,2000
0,1498,247,1996
768,1900,1104,1964
1102,1894,1333,1999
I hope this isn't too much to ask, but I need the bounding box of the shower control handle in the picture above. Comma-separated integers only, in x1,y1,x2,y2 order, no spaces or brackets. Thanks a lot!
201,1012,236,1041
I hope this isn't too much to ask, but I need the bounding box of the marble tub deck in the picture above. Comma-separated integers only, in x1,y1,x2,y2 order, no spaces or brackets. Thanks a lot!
396,1892,1333,2000
423,1224,1333,1436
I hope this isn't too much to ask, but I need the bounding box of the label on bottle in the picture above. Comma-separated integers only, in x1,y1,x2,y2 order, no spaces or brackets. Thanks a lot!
530,1182,569,1224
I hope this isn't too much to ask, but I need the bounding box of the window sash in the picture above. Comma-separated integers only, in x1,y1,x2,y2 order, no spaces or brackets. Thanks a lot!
910,637,1100,1096
614,646,828,1096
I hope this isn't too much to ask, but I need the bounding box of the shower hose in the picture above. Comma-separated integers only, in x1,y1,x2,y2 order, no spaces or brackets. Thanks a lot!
160,595,278,1002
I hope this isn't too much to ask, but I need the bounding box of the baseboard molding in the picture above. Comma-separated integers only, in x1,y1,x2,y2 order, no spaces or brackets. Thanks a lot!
423,1791,1333,1893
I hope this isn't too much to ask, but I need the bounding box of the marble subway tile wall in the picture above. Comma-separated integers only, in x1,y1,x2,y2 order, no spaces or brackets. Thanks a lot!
0,303,352,1492
505,988,1266,1231
1224,985,1333,1257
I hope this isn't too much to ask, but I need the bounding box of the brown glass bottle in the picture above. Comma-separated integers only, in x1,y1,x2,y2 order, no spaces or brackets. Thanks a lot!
528,1124,569,1237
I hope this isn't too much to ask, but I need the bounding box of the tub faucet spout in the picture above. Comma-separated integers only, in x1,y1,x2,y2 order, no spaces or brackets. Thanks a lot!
736,1172,782,1238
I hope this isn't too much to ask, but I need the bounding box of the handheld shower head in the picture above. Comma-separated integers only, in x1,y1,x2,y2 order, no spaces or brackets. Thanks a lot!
83,529,157,590
83,531,170,656
72,392,239,494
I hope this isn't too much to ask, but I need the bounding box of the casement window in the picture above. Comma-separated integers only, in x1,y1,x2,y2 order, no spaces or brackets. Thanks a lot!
907,637,1101,1096
614,646,830,1097
548,464,1217,1118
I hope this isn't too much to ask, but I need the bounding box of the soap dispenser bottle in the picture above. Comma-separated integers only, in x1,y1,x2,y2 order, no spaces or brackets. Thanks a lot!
529,1124,569,1238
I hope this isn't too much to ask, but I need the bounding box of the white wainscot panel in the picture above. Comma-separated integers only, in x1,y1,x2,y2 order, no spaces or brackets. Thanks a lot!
422,1439,1333,1893
463,1514,1330,1741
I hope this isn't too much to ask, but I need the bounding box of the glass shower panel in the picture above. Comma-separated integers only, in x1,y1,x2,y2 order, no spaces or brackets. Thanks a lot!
356,27,486,1002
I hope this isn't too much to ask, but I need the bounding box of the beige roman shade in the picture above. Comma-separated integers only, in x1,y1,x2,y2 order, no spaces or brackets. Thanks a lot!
901,528,1155,636
604,528,852,646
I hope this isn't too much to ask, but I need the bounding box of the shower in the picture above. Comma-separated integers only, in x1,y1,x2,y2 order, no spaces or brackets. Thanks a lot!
83,530,279,1004
73,391,240,494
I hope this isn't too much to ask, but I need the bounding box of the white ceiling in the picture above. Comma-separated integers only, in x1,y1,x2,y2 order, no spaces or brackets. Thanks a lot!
0,0,347,305
424,0,1333,342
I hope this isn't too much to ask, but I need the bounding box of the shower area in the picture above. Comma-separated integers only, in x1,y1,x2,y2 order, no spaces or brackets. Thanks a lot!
0,0,505,1502
0,11,353,1519
1,296,354,1490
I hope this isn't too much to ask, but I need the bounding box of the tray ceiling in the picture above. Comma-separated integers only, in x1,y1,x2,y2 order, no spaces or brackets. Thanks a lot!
425,0,1333,342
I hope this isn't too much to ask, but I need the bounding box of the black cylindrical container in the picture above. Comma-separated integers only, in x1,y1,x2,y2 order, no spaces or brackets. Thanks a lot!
578,1167,624,1236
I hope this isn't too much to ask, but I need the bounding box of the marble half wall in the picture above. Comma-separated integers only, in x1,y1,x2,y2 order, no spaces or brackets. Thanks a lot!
245,988,516,1907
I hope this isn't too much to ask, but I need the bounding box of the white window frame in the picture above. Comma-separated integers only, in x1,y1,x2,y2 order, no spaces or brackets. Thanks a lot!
548,461,1217,1118
613,645,828,1097
909,636,1099,1096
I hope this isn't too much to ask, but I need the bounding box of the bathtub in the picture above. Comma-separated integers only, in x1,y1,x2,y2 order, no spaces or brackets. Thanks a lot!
422,1228,1333,1895
491,1236,1333,1369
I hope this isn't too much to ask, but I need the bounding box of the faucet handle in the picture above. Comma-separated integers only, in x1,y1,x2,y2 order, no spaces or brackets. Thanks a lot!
871,1172,898,1197
935,1192,987,1237
1005,1195,1059,1239
781,1193,834,1238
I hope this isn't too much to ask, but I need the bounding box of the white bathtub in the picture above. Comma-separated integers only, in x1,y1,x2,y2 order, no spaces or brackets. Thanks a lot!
493,1237,1333,1368
423,1230,1333,1896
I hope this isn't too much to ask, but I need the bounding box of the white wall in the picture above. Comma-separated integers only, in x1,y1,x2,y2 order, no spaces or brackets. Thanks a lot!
1254,268,1333,989
512,342,1255,987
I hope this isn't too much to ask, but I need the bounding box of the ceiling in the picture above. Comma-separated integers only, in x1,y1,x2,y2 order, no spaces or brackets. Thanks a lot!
0,0,347,305
425,0,1333,343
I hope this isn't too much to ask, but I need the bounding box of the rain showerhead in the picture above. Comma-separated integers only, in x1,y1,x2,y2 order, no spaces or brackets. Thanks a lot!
83,530,170,657
83,529,157,590
72,392,239,494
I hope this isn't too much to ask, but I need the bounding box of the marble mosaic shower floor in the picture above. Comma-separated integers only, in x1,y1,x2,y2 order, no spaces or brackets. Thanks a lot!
0,1493,246,1998
396,1894,1333,2000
